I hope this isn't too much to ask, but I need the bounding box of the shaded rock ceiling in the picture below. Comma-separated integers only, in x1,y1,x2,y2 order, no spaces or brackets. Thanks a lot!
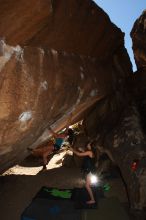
1,0,146,211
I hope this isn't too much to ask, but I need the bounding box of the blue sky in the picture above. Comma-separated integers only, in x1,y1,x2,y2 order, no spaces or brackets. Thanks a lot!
94,0,146,71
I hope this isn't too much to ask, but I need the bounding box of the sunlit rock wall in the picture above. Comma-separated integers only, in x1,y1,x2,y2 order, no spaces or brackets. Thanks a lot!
0,42,109,171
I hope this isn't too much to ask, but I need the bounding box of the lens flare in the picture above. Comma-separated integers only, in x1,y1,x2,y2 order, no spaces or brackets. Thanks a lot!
90,174,99,184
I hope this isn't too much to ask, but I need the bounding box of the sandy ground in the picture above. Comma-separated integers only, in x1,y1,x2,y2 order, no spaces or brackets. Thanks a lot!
0,148,131,220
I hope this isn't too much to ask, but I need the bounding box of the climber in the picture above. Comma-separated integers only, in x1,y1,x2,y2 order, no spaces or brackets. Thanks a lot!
28,114,74,170
70,141,96,204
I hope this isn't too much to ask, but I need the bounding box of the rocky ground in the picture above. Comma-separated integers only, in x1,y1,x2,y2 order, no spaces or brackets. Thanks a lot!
0,148,143,220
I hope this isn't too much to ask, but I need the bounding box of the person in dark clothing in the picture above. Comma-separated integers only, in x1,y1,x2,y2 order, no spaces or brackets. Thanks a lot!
81,150,96,176
67,128,75,146
70,142,96,204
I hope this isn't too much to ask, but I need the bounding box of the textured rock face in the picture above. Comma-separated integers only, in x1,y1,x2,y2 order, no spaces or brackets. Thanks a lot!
0,0,132,172
111,107,146,210
0,0,53,46
131,10,146,69
130,11,146,209
0,43,106,170
131,10,146,132
94,105,146,210
0,0,122,57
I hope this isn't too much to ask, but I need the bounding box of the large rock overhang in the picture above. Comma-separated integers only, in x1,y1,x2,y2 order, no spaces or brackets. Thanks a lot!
0,0,132,173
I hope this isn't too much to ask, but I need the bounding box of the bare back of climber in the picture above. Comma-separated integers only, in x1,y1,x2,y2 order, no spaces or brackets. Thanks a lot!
28,115,73,170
